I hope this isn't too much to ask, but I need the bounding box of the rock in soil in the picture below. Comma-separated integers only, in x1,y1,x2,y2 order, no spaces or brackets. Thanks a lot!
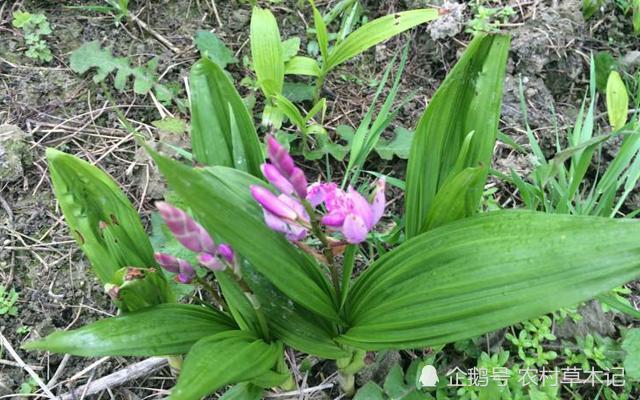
0,125,32,183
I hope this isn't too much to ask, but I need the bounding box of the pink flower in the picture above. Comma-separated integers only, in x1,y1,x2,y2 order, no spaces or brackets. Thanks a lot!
156,202,216,254
198,252,225,271
250,185,298,220
154,252,196,284
262,194,310,241
320,179,386,244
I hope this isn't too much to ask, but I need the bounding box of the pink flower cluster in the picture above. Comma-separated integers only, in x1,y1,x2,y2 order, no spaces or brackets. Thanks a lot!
153,202,234,284
251,136,386,244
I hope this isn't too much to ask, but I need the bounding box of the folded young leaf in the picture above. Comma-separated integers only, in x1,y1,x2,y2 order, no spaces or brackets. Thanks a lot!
606,71,629,131
342,211,640,350
149,151,339,320
325,9,438,73
422,166,487,231
23,304,235,356
250,7,284,97
285,56,321,77
405,34,510,238
47,148,157,284
168,331,281,400
189,58,263,176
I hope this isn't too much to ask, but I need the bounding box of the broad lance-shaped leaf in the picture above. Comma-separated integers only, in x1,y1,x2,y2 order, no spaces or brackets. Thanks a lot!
149,150,338,320
47,148,157,284
169,331,281,400
405,34,510,238
341,211,640,350
325,9,438,73
23,304,236,356
250,6,284,97
189,58,263,176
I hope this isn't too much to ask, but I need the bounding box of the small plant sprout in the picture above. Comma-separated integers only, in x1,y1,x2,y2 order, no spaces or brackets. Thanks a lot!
0,286,19,317
12,11,53,62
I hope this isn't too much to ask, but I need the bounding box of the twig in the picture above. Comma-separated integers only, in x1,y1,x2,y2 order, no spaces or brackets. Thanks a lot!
58,357,168,400
265,383,334,398
128,12,181,54
0,331,57,399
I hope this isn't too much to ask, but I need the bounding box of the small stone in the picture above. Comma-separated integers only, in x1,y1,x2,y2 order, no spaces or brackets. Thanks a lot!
428,2,467,41
0,125,32,182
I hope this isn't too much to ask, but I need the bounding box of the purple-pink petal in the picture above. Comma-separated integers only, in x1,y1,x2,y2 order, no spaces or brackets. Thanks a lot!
266,135,295,177
154,252,181,273
198,252,225,271
342,214,369,244
261,164,294,195
346,187,374,229
264,210,308,241
306,182,326,207
278,194,309,222
322,212,346,227
217,244,235,264
288,168,308,198
371,178,386,226
250,185,298,220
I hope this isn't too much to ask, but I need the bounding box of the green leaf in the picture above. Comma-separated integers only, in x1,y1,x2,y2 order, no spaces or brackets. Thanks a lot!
342,211,640,350
311,1,330,63
149,151,338,320
23,304,235,356
250,7,284,97
422,166,487,231
285,56,321,77
375,127,414,160
46,148,157,284
405,34,510,238
219,383,263,400
70,41,172,100
283,81,315,102
622,329,640,380
168,331,280,400
189,58,263,176
12,11,32,28
354,382,385,400
194,30,237,69
325,9,438,72
281,37,300,61
606,71,629,131
152,117,188,134
243,263,348,359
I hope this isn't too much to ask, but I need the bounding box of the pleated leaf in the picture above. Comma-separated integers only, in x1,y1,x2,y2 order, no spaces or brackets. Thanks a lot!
325,9,438,73
168,331,280,400
150,151,338,320
46,148,157,284
342,211,640,350
405,34,510,238
250,7,284,97
189,58,263,176
23,304,235,356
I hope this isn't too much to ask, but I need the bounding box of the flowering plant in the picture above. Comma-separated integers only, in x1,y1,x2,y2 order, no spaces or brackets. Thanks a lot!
25,32,640,400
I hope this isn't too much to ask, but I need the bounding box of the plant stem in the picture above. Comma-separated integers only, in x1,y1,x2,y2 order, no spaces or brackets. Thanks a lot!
301,199,341,300
195,276,227,310
225,269,272,342
313,72,326,104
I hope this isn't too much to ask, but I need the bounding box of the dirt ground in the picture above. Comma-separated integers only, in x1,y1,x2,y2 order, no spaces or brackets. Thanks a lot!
1,0,639,398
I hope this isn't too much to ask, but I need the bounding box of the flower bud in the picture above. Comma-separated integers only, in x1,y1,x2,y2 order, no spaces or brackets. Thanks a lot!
217,244,235,264
156,202,216,254
198,252,225,271
250,186,298,220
